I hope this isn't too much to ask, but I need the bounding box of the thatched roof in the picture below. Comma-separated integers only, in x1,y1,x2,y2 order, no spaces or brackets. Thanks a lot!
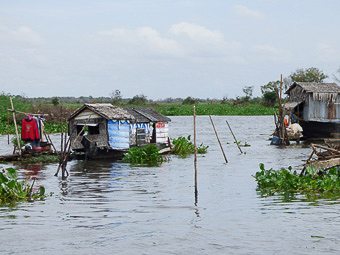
285,82,340,104
68,104,135,121
125,107,171,123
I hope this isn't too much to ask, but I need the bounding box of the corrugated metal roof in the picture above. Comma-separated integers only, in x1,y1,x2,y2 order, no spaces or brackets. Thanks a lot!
68,104,135,121
124,108,150,123
125,107,171,123
284,101,302,110
286,82,340,94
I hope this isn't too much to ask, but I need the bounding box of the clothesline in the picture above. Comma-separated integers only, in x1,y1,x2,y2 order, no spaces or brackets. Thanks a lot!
7,109,49,116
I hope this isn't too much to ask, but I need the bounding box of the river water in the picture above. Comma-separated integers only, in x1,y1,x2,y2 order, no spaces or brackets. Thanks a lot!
1,116,339,255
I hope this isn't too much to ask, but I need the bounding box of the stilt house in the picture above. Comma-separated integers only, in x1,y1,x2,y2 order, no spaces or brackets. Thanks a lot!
285,82,340,138
68,104,171,158
68,104,135,154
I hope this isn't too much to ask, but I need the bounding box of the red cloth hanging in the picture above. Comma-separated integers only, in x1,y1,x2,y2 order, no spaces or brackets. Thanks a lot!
21,118,40,140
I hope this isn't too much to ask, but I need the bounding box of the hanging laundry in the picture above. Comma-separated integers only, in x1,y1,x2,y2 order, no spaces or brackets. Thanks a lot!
21,116,40,141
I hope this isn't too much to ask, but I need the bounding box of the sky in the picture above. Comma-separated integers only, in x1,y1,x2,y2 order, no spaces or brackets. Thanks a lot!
1,0,340,100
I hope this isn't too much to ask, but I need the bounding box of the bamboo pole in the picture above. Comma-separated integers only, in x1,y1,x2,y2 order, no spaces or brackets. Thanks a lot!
226,120,243,154
209,115,228,163
60,108,64,155
7,109,10,144
193,105,198,205
9,97,22,159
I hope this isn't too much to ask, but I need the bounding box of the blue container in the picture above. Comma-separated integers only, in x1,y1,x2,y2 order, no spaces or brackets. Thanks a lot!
270,136,280,145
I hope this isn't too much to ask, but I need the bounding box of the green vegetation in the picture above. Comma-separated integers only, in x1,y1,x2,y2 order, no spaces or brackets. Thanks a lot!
0,167,46,204
171,135,208,155
253,163,340,198
22,155,59,163
289,67,328,83
152,102,275,116
124,144,164,165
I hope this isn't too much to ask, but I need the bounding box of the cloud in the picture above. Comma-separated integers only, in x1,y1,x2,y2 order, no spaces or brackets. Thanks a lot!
0,25,44,47
251,44,293,62
98,22,244,63
99,26,183,57
169,22,224,43
234,5,265,20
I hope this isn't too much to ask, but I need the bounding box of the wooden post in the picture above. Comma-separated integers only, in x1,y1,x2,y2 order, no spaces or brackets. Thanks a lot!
193,105,198,205
7,109,10,144
226,120,243,154
209,115,228,163
9,97,22,159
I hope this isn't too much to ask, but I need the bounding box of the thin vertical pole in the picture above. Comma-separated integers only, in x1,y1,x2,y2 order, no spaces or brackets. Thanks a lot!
209,115,228,163
226,120,243,154
193,105,198,205
10,97,22,159
7,109,10,144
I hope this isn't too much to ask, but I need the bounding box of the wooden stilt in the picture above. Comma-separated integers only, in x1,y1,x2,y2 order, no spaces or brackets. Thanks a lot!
209,115,228,163
193,105,198,205
7,109,10,145
226,120,243,154
10,97,22,159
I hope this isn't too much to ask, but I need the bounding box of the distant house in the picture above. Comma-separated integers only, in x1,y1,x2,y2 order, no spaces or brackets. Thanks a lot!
285,82,340,138
68,104,171,159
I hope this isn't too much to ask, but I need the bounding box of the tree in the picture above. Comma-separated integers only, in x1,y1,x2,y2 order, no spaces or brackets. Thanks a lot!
128,94,148,105
289,67,328,83
242,86,254,101
333,67,340,83
52,97,59,106
110,89,122,105
261,81,279,107
182,96,197,105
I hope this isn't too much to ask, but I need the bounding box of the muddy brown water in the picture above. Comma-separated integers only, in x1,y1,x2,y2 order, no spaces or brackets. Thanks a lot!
1,116,339,255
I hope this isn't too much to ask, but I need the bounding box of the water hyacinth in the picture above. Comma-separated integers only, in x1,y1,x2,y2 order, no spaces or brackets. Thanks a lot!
0,167,46,204
171,135,208,155
253,163,340,197
124,144,164,165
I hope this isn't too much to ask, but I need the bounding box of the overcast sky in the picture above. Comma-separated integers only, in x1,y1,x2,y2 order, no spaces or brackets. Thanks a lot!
1,0,340,100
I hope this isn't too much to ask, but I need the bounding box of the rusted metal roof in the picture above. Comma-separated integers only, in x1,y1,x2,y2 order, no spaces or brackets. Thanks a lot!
286,82,340,94
68,104,135,121
286,82,340,104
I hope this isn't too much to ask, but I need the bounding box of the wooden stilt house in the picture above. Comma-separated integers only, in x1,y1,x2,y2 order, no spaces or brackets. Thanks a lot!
68,104,135,158
285,82,340,138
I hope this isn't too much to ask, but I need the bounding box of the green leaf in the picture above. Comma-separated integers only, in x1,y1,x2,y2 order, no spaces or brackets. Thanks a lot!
7,180,16,189
39,186,45,196
259,163,265,171
0,172,8,183
6,168,17,179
